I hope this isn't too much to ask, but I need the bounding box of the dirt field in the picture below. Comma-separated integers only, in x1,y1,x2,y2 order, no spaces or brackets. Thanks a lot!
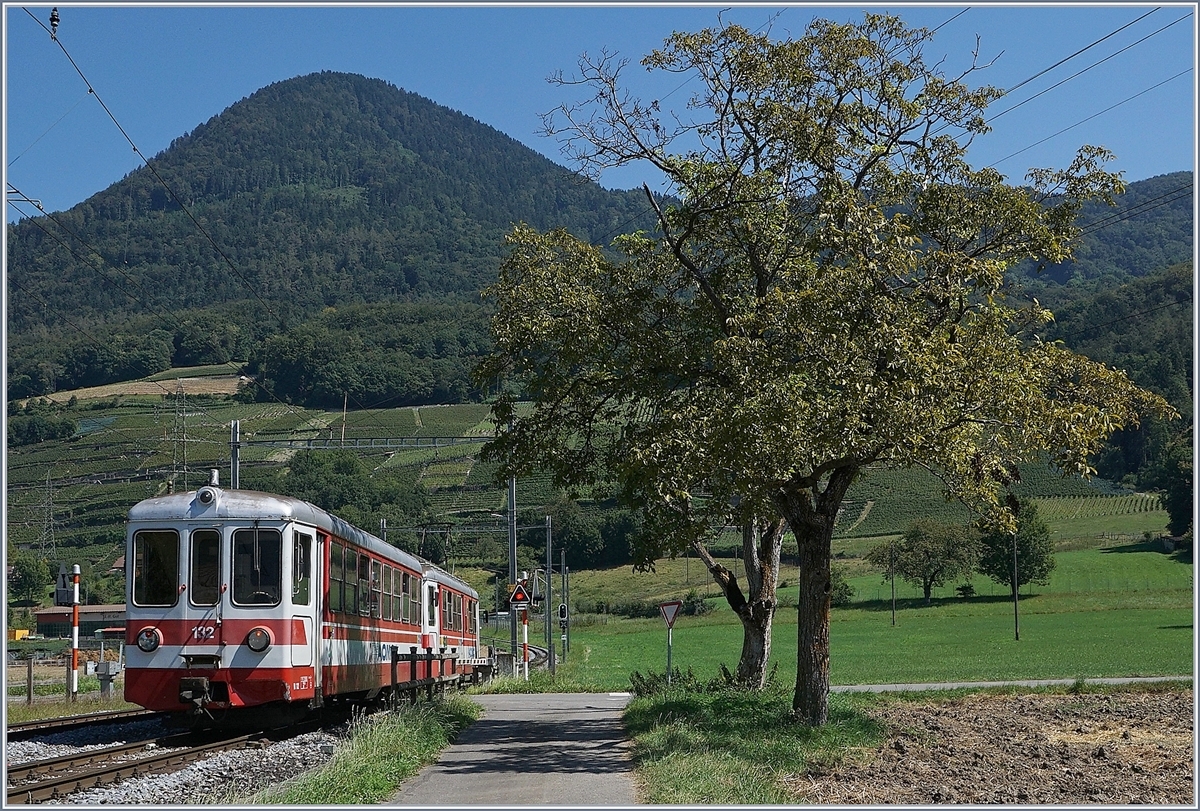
791,688,1194,804
35,375,242,403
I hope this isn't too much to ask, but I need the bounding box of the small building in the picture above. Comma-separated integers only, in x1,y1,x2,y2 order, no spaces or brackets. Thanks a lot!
35,604,126,639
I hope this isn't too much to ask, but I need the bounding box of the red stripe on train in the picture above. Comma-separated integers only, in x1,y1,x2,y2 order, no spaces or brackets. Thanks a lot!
125,618,308,647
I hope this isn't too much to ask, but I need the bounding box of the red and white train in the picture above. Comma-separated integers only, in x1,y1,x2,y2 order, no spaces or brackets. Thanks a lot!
123,480,487,727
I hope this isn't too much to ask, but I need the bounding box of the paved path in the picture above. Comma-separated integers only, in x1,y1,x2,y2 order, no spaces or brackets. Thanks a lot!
386,693,637,806
384,677,1191,805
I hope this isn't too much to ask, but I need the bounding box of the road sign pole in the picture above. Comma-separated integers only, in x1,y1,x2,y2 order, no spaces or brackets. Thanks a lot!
522,608,529,681
658,600,683,685
666,625,673,685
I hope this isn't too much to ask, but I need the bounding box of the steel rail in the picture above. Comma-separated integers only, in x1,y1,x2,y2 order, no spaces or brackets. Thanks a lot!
7,731,197,784
5,709,161,740
6,729,273,804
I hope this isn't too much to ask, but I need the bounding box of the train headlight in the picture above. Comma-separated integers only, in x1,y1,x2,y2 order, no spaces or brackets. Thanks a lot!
136,627,162,653
246,627,272,653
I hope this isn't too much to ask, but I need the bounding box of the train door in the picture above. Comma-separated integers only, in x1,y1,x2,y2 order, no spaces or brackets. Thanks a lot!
420,579,439,650
291,529,319,680
184,527,222,654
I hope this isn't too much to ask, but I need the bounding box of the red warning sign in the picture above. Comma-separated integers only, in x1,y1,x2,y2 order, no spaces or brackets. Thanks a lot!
659,600,683,629
510,583,532,606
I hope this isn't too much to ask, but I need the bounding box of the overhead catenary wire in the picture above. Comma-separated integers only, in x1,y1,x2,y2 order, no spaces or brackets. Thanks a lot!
588,6,1183,247
19,6,283,326
6,90,91,167
987,67,1192,168
985,11,1189,125
5,193,314,439
1076,181,1193,236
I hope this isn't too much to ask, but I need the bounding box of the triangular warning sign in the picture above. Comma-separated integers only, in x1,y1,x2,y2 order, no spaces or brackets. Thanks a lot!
510,584,531,605
659,600,683,629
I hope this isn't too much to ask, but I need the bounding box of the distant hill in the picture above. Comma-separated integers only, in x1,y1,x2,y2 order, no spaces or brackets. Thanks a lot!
4,71,1192,405
1044,260,1193,483
1014,170,1193,305
6,71,655,398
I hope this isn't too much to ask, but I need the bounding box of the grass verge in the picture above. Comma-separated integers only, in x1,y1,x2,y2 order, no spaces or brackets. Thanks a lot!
246,697,482,804
4,696,141,724
467,669,608,694
625,682,886,804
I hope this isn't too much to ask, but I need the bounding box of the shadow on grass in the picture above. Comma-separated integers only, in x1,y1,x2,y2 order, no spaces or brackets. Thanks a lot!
1101,540,1193,565
851,593,1037,612
1101,541,1164,554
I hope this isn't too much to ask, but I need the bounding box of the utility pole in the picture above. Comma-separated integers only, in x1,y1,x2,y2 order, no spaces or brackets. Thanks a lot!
560,550,568,661
890,540,896,626
38,472,56,559
230,420,240,489
341,393,348,446
508,476,518,656
1012,532,1020,641
545,515,554,674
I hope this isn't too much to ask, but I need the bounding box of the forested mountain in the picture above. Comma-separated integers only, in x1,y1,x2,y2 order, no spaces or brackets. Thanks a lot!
4,71,1192,411
6,71,654,398
1014,171,1193,306
1044,261,1193,484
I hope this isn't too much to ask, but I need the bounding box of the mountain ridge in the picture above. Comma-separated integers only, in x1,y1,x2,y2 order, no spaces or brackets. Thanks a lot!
5,71,1193,406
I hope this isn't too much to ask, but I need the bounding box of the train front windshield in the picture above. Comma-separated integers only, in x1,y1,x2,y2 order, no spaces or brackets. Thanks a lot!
232,528,282,606
131,525,288,609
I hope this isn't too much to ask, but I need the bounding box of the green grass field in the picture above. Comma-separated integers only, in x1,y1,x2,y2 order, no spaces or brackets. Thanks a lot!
546,537,1192,692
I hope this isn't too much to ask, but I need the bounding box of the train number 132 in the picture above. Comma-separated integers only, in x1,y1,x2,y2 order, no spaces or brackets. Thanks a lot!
191,625,216,640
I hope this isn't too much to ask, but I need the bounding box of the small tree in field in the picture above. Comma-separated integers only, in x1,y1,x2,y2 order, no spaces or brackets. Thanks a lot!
480,14,1174,725
9,552,51,606
867,519,979,606
977,499,1056,599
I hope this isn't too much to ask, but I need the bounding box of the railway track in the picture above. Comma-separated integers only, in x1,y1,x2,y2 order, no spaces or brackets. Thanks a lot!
6,724,316,805
5,709,161,741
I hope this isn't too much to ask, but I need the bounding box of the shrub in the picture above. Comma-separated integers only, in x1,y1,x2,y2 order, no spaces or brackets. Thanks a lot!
830,563,855,607
682,588,712,616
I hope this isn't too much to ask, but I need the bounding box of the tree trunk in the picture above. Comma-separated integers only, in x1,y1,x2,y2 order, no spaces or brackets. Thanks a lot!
774,465,858,726
690,517,784,688
793,523,833,724
923,582,932,606
734,596,775,688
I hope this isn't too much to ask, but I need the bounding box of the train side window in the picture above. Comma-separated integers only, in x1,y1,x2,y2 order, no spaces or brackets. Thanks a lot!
426,584,437,626
369,560,382,618
358,553,371,616
468,599,477,634
381,565,391,621
133,530,179,607
411,576,421,623
393,571,403,622
400,572,411,624
189,529,220,606
232,528,282,606
293,532,312,606
329,543,343,613
344,550,358,616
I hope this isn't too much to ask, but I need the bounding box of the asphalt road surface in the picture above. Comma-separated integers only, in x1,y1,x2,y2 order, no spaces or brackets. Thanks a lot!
386,692,638,806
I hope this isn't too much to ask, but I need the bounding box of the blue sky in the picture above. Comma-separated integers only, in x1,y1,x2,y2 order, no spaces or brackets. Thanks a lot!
3,2,1196,224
